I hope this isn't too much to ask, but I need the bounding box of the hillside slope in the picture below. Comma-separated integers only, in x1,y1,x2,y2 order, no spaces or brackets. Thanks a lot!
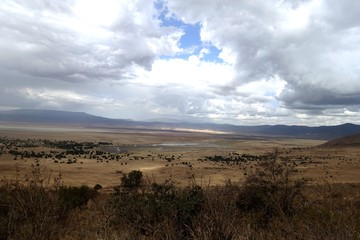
320,133,360,148
0,109,132,125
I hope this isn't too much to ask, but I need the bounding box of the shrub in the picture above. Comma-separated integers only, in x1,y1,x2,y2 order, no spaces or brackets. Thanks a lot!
120,170,143,193
58,185,96,211
191,183,241,240
0,165,64,240
0,185,11,240
111,173,205,238
236,159,306,226
94,184,102,191
175,185,205,238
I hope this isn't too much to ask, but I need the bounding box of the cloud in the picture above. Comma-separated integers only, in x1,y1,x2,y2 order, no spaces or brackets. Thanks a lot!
167,0,360,114
0,0,187,119
1,0,360,126
0,0,181,82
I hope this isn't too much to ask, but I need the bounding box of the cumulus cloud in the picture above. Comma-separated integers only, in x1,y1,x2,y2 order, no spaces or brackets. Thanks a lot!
0,0,184,117
0,0,359,125
0,0,181,81
167,0,360,113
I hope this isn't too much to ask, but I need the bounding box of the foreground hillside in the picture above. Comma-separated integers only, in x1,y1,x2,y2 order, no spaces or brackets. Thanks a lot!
321,133,360,148
1,162,359,240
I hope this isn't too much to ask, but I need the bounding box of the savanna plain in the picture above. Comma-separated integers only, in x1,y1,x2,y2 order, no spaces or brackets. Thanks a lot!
0,124,359,239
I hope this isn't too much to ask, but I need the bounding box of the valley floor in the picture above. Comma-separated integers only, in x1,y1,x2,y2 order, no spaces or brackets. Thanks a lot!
0,124,359,187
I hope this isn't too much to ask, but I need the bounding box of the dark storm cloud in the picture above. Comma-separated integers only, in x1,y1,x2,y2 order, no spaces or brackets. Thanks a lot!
280,84,360,109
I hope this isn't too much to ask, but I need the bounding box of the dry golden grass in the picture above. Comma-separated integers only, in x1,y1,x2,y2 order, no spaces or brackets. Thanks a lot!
1,132,359,240
1,123,359,189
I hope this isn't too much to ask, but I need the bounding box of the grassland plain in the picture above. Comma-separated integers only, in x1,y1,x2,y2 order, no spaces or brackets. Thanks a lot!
0,124,332,187
0,124,360,239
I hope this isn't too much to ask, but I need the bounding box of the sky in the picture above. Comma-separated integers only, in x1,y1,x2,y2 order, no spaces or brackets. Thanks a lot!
0,0,360,126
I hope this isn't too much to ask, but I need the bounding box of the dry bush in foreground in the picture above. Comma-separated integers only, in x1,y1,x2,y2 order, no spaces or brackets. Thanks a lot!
0,165,98,240
0,165,63,240
110,173,205,239
0,161,359,240
236,159,307,226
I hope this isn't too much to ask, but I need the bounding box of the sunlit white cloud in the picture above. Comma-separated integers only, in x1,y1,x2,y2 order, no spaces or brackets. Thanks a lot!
0,0,360,126
132,56,234,89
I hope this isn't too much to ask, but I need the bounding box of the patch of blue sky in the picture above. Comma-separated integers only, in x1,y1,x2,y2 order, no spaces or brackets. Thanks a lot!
179,23,202,48
157,8,202,48
155,1,223,63
201,46,223,63
154,1,182,27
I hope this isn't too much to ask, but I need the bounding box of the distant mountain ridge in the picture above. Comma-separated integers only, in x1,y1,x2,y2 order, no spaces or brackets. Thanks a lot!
1,109,360,140
0,109,130,125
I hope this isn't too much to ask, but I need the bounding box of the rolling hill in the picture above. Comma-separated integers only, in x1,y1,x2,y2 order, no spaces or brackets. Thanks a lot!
320,133,360,148
0,109,132,125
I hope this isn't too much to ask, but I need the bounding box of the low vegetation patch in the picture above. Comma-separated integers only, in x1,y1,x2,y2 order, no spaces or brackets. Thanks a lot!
0,158,359,240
